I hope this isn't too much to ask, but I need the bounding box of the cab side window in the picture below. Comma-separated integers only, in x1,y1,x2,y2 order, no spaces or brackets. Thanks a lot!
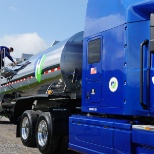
88,38,101,64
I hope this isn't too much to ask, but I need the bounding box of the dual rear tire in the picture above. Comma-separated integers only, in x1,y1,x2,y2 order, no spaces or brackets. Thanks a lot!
20,110,68,154
20,110,39,147
36,112,60,154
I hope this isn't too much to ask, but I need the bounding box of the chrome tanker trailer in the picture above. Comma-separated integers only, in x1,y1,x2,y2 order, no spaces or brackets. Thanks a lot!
0,31,83,128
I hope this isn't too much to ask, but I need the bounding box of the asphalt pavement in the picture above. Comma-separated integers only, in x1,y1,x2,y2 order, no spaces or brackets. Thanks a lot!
0,117,79,154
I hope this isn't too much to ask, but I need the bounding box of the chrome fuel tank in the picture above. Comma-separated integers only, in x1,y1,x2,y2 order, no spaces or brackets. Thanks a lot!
0,31,83,93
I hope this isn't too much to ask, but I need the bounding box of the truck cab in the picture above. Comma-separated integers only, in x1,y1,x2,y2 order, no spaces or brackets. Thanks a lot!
69,1,154,153
82,0,154,116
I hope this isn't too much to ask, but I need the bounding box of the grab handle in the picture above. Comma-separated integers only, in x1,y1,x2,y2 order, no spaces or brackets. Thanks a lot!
140,39,149,110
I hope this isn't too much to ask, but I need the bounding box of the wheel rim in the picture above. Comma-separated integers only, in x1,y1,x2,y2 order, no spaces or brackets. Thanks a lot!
21,117,29,140
37,120,48,147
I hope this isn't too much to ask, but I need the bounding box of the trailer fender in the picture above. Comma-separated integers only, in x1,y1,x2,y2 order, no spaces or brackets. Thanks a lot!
13,98,35,124
16,116,21,137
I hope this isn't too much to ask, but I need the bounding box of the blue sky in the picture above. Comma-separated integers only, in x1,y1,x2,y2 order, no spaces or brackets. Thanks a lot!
0,0,88,59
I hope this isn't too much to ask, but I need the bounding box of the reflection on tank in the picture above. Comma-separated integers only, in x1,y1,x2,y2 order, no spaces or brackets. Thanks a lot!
0,31,83,93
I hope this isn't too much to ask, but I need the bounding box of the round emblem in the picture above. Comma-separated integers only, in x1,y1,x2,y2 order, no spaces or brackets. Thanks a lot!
109,77,118,92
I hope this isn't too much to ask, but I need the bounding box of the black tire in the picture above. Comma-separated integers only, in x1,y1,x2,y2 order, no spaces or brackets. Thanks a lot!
36,112,60,154
20,110,39,147
35,110,42,116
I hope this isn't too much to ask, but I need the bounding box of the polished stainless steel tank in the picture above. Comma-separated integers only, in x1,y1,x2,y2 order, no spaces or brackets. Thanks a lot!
0,31,83,93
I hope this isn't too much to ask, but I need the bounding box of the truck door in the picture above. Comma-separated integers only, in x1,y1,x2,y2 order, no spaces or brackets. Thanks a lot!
85,36,102,104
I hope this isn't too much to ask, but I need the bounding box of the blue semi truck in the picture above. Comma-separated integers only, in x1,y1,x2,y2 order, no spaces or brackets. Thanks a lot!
3,0,154,153
69,0,154,153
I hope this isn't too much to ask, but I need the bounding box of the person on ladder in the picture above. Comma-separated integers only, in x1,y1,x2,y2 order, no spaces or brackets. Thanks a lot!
0,46,17,69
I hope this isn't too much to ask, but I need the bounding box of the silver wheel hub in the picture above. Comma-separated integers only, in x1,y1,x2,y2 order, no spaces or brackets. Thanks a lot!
37,120,48,147
21,117,29,140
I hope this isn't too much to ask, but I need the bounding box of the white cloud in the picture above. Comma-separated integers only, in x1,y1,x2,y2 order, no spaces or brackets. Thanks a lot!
9,6,17,12
0,33,48,63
